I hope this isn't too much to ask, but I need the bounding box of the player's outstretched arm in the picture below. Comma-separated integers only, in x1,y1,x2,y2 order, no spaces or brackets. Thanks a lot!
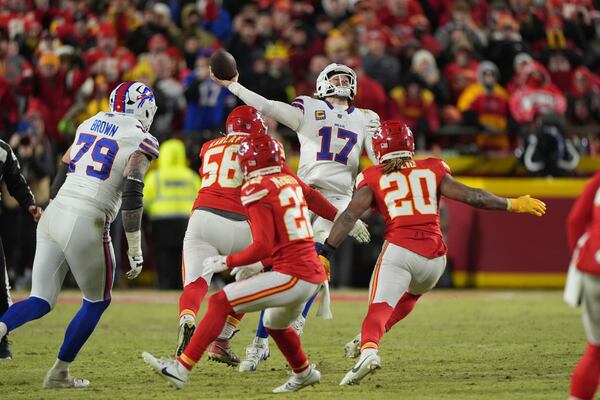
325,186,374,250
210,70,303,131
122,150,151,279
440,174,546,216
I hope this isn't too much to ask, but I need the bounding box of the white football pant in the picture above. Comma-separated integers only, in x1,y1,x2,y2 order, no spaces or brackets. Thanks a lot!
368,241,446,307
30,197,115,307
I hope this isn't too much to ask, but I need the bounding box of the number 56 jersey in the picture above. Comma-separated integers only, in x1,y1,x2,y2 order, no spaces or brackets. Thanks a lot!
59,112,159,222
357,158,450,258
292,96,379,197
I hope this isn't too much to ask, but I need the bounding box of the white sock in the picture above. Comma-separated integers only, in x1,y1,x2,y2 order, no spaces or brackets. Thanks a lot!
176,361,190,377
360,348,378,359
296,365,312,378
217,321,236,341
179,313,195,326
0,322,7,339
52,358,71,372
253,336,268,346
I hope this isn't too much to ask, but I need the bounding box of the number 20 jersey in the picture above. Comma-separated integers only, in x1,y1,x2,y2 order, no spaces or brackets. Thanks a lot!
59,112,159,222
356,158,451,258
292,96,379,197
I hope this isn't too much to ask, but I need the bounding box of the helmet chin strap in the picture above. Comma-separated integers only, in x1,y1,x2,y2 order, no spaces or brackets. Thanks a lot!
246,166,282,178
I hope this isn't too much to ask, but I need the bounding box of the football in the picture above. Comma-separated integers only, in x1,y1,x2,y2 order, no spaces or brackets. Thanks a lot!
210,49,238,80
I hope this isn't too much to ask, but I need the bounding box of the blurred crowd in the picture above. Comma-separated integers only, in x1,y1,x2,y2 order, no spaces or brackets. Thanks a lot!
0,0,600,287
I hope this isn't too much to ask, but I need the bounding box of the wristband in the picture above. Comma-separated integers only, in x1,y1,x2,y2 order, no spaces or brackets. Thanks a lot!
125,230,142,256
319,240,337,260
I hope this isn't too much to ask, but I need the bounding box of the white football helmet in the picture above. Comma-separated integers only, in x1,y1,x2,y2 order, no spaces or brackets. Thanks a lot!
315,63,357,101
109,81,157,131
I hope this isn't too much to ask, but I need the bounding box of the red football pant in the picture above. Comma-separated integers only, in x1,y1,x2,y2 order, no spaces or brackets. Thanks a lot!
179,277,208,319
570,342,600,400
385,292,421,332
178,291,232,369
266,327,309,373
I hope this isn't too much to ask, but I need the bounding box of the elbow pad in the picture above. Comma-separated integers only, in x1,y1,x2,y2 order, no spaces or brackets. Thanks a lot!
122,176,144,210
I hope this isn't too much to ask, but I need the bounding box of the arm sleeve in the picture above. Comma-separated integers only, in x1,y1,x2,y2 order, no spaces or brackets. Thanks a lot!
281,163,338,221
567,172,600,251
4,143,35,209
227,203,275,267
228,82,304,131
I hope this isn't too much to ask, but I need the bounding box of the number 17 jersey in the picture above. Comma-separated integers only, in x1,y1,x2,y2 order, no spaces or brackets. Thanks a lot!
292,96,379,197
59,112,159,222
356,158,450,258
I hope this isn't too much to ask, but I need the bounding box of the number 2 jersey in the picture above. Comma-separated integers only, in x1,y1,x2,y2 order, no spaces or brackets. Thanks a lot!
192,133,337,221
357,158,451,258
226,172,327,284
58,112,159,222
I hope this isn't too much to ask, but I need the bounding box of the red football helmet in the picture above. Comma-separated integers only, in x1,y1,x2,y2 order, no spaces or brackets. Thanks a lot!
226,105,267,136
372,120,415,162
238,134,282,177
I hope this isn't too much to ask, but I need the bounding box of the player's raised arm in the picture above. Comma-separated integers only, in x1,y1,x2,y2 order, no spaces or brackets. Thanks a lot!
210,71,304,132
440,174,546,216
122,150,152,279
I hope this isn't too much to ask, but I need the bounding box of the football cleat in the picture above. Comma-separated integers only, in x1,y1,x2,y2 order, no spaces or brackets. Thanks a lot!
207,339,240,366
239,337,270,372
340,351,381,386
42,368,90,389
273,365,321,393
175,319,195,357
344,333,361,358
292,315,306,336
0,335,12,360
142,352,188,389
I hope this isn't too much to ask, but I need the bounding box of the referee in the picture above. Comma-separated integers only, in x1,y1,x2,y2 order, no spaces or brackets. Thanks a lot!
0,139,41,359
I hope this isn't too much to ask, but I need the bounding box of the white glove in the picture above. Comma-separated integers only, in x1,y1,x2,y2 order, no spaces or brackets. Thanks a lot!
203,255,228,276
126,254,143,279
367,119,381,137
349,219,370,243
231,262,263,281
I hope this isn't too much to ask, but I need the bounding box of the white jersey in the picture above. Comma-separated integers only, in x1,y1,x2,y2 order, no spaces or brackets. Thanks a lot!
58,112,159,221
291,96,378,196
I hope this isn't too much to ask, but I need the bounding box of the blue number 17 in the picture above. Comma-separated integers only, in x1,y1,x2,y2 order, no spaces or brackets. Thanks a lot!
316,127,358,165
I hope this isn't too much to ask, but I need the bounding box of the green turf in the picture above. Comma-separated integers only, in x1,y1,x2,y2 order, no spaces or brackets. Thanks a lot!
0,290,585,399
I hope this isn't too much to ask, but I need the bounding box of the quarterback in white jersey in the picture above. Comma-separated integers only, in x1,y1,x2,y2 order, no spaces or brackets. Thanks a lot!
0,81,158,388
212,63,377,372
213,63,379,241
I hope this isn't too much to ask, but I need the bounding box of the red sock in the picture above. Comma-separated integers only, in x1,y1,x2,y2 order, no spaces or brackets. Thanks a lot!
178,291,232,370
266,327,309,373
360,302,393,351
570,342,600,400
178,277,209,319
384,292,421,332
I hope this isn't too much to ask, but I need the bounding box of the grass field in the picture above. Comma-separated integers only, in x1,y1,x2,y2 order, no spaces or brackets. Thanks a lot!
0,289,585,399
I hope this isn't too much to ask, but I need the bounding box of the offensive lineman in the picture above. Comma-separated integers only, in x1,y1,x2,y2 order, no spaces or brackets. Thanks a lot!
144,134,327,392
175,105,368,363
212,62,379,371
0,81,158,388
320,120,547,385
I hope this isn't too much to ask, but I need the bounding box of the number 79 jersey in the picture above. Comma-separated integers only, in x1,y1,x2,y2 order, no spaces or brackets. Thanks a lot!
292,96,379,196
357,158,451,258
59,112,159,222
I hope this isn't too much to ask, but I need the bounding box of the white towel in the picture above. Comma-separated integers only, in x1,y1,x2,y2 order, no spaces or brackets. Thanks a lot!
316,281,333,320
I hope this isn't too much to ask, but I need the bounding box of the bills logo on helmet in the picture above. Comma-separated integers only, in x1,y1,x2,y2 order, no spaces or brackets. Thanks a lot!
136,86,154,108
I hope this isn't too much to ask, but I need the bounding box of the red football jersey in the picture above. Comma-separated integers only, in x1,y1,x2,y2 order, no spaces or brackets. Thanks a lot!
357,158,450,258
567,170,600,277
193,135,338,221
227,172,327,284
193,134,248,216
